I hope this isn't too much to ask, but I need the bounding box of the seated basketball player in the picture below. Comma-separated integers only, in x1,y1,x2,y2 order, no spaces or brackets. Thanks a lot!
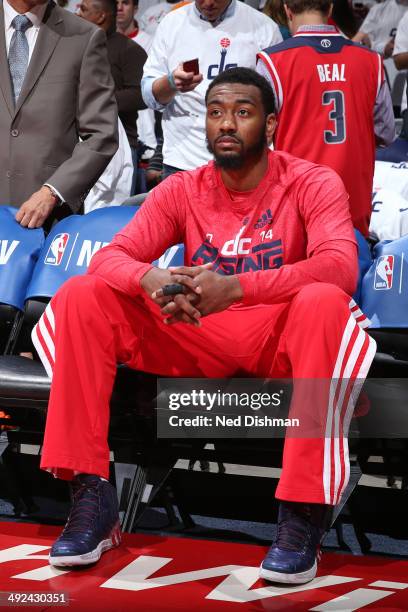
33,68,375,584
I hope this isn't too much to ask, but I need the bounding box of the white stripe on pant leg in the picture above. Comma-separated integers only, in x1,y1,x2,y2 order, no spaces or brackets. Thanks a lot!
44,302,55,333
332,327,366,504
336,334,377,504
323,315,356,504
31,322,53,379
349,298,371,329
38,315,55,362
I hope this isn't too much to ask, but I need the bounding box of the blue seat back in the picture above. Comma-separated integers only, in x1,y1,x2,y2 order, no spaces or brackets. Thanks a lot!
361,235,408,328
0,207,44,310
25,206,184,300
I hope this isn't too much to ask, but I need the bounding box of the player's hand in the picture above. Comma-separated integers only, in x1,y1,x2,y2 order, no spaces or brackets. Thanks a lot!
141,267,201,326
15,186,58,228
160,265,243,323
171,63,203,93
150,264,211,327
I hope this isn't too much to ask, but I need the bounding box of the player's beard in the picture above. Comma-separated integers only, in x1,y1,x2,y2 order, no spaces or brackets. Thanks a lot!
207,123,267,170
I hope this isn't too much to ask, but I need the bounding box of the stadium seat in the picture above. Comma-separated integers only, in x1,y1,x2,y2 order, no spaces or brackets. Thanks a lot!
0,207,44,353
0,205,184,409
361,235,408,362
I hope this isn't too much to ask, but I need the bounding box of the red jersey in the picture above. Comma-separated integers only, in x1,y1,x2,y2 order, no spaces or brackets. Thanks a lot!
257,27,384,236
88,151,357,305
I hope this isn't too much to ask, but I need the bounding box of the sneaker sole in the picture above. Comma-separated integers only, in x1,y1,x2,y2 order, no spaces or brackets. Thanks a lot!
49,521,121,567
259,560,317,584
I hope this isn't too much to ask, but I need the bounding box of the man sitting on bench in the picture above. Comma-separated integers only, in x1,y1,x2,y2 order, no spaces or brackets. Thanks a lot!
32,67,376,584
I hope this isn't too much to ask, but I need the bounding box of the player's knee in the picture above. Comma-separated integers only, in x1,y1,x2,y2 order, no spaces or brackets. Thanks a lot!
294,283,347,312
56,275,107,309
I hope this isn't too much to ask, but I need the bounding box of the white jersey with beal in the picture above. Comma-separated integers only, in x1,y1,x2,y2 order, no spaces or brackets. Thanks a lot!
360,0,408,54
370,188,408,240
143,2,282,170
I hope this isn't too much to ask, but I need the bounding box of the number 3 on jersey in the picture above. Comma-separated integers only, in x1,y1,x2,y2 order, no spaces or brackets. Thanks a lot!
322,90,346,144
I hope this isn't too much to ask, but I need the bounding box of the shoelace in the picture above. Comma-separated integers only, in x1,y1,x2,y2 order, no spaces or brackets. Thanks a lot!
62,482,100,535
275,505,312,552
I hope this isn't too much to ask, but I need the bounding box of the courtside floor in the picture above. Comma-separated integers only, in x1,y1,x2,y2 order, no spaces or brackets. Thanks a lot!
0,521,408,611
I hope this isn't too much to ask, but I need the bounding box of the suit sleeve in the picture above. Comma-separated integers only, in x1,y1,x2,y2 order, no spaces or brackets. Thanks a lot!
237,167,359,305
45,28,118,209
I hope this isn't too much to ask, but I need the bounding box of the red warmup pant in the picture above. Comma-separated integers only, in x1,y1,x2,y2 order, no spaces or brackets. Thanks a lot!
32,276,376,505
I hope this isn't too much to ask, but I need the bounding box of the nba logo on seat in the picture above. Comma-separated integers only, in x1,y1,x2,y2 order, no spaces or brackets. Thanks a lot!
45,233,69,265
374,255,394,290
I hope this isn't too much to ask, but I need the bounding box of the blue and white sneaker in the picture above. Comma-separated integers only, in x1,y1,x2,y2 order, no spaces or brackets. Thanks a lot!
259,502,330,584
49,474,121,567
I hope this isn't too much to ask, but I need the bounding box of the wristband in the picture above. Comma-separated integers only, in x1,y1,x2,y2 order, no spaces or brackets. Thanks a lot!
167,71,178,92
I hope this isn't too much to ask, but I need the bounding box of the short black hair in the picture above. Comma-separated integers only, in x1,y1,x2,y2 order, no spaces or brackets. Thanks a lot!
205,67,275,116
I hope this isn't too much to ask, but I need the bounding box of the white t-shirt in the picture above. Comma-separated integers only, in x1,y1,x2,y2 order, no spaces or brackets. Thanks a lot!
138,2,173,36
143,2,282,170
394,9,408,54
84,120,132,213
137,0,163,19
360,0,408,54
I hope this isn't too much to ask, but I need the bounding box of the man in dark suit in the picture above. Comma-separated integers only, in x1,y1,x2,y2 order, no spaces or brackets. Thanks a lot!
0,0,118,228
78,0,147,194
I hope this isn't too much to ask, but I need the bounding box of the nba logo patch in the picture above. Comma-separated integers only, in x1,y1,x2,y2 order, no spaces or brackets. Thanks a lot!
45,233,69,266
374,255,394,290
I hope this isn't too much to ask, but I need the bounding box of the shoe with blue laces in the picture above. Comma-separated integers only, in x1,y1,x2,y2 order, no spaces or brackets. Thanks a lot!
259,501,331,584
49,474,121,567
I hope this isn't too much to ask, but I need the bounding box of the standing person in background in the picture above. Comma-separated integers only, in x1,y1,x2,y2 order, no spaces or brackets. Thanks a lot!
138,0,180,36
116,0,151,52
142,0,282,178
264,0,291,39
257,0,395,237
352,0,408,58
392,11,408,138
78,0,147,195
393,10,408,70
116,0,154,191
0,0,118,228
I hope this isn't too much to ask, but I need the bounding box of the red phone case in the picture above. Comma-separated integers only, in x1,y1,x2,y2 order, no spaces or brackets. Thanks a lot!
183,58,199,75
